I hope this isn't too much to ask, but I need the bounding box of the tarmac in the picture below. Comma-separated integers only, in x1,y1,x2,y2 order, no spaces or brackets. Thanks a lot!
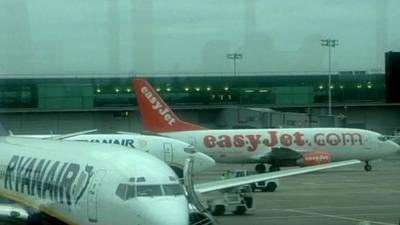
196,155,400,225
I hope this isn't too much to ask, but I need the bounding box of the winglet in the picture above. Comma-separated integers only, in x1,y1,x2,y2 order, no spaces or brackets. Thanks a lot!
133,78,206,132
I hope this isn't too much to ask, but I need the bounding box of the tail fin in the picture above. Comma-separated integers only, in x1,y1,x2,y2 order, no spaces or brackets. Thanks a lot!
133,79,206,132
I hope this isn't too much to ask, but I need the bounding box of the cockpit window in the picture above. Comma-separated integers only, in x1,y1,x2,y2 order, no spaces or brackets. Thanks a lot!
116,184,128,200
184,147,197,154
116,183,184,200
137,185,162,197
163,184,184,196
378,135,388,141
126,185,136,199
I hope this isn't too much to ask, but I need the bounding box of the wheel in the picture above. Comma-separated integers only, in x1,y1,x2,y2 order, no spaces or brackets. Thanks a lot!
255,164,266,173
264,182,277,192
212,205,225,216
233,206,247,215
269,165,280,172
364,164,372,172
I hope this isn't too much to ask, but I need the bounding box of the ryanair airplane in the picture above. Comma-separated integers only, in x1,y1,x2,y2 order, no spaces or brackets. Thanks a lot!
0,127,360,225
16,132,216,178
0,133,190,225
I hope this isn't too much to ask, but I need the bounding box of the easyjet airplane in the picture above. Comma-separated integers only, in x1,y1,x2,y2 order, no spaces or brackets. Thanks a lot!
0,126,360,225
133,78,400,173
15,133,216,178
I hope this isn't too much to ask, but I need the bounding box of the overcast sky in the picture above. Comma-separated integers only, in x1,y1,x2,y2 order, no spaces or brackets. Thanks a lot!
0,0,399,75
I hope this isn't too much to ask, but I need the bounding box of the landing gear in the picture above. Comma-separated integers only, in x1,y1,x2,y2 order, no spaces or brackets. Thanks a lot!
255,163,280,173
269,165,280,172
255,164,266,173
364,161,372,172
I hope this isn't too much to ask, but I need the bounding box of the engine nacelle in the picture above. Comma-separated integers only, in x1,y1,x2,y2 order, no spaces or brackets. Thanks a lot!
296,151,332,166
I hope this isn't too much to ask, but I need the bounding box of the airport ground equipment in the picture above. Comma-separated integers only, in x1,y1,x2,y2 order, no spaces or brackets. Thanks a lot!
206,185,254,216
227,169,279,192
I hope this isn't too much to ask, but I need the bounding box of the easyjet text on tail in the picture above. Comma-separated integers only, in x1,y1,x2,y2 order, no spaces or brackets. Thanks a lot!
133,79,205,132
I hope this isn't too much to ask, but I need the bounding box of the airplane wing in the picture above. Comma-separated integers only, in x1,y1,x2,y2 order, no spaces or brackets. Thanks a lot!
117,131,141,135
194,160,360,193
117,131,169,137
385,135,400,144
11,129,98,140
47,129,98,140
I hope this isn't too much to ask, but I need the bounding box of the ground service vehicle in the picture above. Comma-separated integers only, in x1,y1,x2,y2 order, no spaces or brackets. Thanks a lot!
227,170,279,192
206,185,254,216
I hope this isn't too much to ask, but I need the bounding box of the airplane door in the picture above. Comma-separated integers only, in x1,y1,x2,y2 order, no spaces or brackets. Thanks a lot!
364,134,372,150
87,170,107,223
163,143,174,163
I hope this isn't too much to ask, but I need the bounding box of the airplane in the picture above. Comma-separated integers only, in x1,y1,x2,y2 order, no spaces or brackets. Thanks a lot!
14,133,216,178
133,78,400,173
0,128,361,225
0,131,190,225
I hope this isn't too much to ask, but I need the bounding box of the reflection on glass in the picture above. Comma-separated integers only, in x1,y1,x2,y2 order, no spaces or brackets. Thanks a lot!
163,184,184,196
136,185,162,197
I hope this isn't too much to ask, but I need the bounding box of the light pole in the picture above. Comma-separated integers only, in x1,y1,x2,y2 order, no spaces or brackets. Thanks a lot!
321,39,339,116
226,53,243,76
227,53,243,124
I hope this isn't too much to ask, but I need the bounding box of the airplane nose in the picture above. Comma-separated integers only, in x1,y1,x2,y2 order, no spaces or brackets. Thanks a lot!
395,143,400,153
387,140,400,155
192,153,216,173
141,197,189,225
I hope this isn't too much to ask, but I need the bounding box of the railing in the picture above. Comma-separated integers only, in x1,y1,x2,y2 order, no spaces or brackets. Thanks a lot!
184,158,217,225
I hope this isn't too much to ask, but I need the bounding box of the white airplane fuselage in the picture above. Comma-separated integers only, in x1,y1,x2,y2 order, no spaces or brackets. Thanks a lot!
17,134,216,176
0,136,189,225
162,128,400,164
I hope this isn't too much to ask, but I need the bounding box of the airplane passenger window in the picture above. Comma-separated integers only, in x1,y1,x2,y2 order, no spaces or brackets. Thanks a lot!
136,185,162,197
163,184,184,196
137,177,146,182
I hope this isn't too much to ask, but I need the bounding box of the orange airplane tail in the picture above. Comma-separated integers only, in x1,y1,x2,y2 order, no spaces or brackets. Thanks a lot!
133,78,206,132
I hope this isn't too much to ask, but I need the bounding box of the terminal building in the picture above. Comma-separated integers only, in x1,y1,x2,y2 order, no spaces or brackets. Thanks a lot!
0,52,399,135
